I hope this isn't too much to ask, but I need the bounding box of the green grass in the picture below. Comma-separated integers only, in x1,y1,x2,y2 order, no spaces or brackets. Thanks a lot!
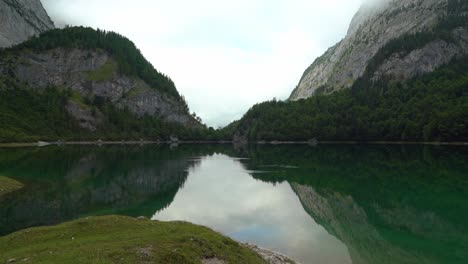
125,85,147,99
0,215,267,264
87,61,117,82
0,176,23,196
69,91,88,109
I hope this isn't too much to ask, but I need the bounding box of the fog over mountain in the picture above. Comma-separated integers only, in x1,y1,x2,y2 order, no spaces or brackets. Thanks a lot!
41,0,366,127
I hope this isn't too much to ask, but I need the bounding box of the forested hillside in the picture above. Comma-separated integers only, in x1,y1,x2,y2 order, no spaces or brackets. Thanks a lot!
229,55,468,142
0,27,211,142
228,10,468,143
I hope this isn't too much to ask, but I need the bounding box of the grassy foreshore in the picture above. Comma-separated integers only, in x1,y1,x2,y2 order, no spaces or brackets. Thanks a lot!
0,176,23,196
0,215,269,264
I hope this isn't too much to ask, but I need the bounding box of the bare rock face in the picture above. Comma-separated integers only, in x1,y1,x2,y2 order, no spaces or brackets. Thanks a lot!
290,0,464,100
0,48,200,129
373,28,468,81
0,0,54,48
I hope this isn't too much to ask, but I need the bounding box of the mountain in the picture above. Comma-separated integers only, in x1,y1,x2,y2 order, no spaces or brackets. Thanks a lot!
226,0,468,142
0,27,205,142
290,0,468,100
0,0,54,48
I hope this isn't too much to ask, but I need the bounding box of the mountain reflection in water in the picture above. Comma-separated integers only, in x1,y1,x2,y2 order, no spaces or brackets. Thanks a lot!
0,144,466,264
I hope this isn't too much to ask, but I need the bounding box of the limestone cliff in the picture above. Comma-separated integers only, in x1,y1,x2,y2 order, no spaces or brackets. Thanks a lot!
0,0,54,48
0,48,200,130
290,0,468,100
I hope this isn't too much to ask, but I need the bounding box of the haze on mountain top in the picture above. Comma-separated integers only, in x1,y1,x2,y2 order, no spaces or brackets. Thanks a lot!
42,0,369,127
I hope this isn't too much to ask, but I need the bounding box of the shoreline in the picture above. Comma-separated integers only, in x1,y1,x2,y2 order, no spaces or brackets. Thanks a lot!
244,243,296,264
0,140,467,148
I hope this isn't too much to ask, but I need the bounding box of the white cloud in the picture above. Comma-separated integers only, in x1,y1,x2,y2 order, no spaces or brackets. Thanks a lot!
152,154,351,263
42,0,363,127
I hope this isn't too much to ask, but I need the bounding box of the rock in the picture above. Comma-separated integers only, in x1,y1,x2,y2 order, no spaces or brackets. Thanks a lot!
66,100,100,131
308,138,318,146
0,48,201,130
0,0,54,48
37,141,50,147
244,244,296,264
290,0,463,100
137,216,148,220
373,32,468,81
6,258,16,263
202,258,226,264
136,246,152,258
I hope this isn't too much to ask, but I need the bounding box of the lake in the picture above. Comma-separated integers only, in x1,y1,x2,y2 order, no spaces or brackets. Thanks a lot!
0,144,467,264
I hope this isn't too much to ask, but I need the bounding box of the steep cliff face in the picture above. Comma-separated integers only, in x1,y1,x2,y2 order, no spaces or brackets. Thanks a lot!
0,0,54,48
1,48,199,130
0,26,204,136
290,0,467,100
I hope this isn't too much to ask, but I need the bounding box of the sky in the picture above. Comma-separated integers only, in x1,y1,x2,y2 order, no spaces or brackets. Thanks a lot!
41,0,364,127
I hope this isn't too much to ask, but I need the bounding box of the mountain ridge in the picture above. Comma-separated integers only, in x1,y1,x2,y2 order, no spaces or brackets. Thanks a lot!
290,0,465,100
0,27,206,142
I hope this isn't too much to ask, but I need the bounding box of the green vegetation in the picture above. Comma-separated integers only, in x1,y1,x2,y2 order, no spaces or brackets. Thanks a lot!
231,56,468,142
0,27,223,143
230,26,468,142
0,84,211,142
0,215,266,264
0,176,23,196
87,61,117,82
0,86,80,142
254,7,468,143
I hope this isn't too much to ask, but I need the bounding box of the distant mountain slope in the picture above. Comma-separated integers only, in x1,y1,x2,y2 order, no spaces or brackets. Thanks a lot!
229,54,468,142
0,27,204,142
0,0,54,48
290,0,468,100
224,0,468,142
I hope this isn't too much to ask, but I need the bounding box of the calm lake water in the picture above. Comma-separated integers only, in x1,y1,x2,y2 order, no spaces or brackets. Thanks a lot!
0,144,467,264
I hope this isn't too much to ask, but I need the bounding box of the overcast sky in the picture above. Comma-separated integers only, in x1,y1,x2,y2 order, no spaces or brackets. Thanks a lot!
41,0,364,127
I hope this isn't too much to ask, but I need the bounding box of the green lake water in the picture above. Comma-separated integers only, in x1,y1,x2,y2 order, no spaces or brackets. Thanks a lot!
0,144,467,264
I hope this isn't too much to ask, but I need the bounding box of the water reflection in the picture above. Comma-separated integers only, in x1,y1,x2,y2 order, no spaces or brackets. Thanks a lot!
0,144,467,264
153,154,351,264
241,145,468,264
0,146,198,235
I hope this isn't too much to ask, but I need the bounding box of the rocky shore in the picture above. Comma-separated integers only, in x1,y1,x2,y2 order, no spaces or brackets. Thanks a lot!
244,244,297,264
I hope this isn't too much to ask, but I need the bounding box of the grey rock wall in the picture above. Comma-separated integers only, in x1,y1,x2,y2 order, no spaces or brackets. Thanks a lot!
0,0,54,48
290,0,454,100
0,48,200,130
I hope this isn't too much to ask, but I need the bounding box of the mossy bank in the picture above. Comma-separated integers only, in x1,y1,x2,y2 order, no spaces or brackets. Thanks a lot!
0,176,23,196
0,215,270,264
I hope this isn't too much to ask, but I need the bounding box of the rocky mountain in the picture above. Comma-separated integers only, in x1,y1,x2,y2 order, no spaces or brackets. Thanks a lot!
0,27,204,141
290,0,468,100
0,0,54,48
0,2,204,141
1,46,199,131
